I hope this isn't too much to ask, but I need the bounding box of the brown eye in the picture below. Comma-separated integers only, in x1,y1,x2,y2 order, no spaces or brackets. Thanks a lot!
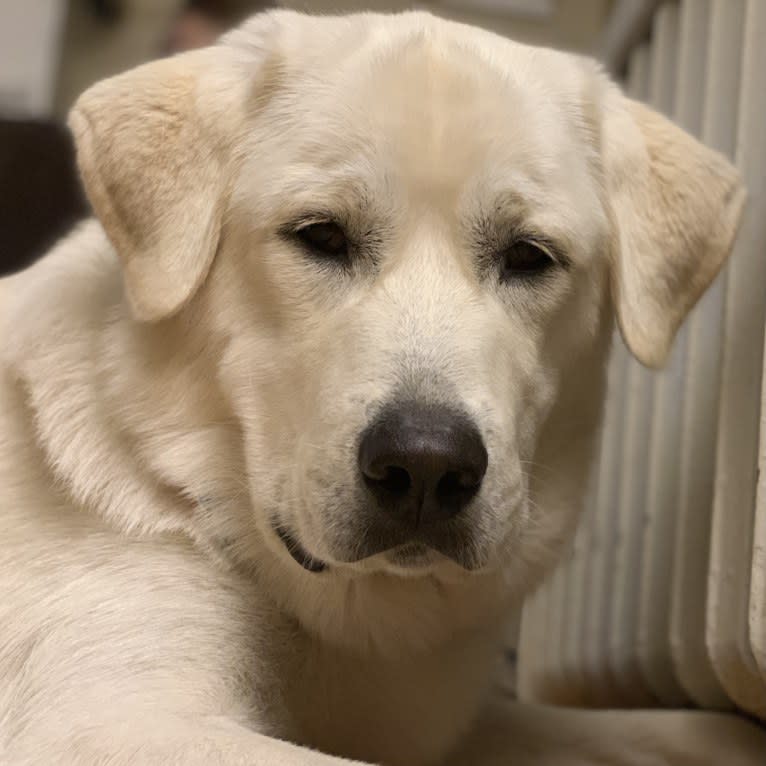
500,240,554,281
296,221,349,259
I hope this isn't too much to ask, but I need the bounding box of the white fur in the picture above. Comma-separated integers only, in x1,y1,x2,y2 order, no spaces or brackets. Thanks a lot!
0,10,761,766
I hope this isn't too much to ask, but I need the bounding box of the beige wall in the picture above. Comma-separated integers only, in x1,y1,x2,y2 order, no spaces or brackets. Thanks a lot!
55,0,183,116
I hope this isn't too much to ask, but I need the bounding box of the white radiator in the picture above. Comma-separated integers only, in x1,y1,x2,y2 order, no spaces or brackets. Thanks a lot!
517,0,766,721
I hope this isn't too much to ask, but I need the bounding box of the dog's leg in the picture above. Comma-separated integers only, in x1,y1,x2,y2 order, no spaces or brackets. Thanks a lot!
445,691,766,766
6,716,373,766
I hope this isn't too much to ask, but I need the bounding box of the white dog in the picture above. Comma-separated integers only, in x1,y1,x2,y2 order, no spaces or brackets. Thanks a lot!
1,10,763,766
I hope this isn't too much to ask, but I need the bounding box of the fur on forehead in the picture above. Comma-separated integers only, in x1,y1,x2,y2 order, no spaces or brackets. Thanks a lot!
226,11,609,261
225,10,600,141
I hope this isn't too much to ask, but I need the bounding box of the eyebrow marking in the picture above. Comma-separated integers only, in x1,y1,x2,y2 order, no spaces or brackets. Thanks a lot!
469,205,572,279
471,185,575,262
277,204,390,273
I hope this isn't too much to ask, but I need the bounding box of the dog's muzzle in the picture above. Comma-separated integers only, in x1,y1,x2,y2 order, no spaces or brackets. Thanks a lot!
276,400,489,574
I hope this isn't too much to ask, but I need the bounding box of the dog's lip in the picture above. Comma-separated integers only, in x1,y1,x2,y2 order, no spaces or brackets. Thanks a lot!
385,542,433,565
275,526,327,573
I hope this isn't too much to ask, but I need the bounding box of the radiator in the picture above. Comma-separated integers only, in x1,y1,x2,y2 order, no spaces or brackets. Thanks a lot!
516,0,766,721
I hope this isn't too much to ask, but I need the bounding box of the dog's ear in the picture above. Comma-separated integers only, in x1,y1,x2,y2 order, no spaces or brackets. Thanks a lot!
69,48,241,321
602,89,745,367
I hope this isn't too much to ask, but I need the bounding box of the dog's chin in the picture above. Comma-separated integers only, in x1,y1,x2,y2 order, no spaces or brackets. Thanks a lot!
355,544,490,582
335,543,468,579
343,543,440,577
376,544,451,577
384,542,434,567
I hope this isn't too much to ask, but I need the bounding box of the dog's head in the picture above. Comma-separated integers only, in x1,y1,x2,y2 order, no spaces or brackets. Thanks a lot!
68,11,743,642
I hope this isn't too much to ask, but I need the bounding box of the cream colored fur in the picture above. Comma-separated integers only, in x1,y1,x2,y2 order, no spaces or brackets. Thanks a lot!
0,10,761,766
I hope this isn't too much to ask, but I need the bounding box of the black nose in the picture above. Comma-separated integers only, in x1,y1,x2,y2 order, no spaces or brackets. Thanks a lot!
358,402,488,526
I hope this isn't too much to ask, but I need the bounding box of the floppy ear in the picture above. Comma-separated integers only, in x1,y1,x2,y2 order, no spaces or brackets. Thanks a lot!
68,48,239,321
602,90,745,368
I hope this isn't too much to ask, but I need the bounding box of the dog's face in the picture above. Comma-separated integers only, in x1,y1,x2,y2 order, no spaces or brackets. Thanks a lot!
70,12,743,599
212,32,614,578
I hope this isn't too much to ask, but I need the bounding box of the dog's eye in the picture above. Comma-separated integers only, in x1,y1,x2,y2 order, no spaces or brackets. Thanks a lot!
296,221,349,259
500,240,554,281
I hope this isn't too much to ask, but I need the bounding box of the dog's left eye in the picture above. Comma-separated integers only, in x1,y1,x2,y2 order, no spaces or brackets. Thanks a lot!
296,221,349,259
500,240,555,281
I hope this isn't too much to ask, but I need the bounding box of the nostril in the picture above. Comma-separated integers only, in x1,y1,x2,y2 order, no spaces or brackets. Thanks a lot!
436,469,482,511
437,470,478,496
365,464,412,496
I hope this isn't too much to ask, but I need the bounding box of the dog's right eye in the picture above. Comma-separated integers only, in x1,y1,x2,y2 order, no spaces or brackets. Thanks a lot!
296,222,349,260
500,240,555,281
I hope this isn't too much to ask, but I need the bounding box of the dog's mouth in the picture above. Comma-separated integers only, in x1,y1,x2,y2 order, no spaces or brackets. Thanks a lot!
274,525,470,575
273,506,488,573
275,526,327,573
275,529,437,575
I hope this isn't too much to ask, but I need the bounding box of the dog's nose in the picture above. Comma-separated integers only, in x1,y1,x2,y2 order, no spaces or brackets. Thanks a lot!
358,402,488,526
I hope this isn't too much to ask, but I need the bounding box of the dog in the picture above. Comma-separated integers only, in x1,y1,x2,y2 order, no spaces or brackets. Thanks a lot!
1,10,763,766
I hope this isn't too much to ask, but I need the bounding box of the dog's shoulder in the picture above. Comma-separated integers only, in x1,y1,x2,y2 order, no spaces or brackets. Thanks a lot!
2,219,119,365
0,220,116,525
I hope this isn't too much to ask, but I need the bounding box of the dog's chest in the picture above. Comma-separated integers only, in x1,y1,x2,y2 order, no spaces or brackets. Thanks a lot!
274,633,499,766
